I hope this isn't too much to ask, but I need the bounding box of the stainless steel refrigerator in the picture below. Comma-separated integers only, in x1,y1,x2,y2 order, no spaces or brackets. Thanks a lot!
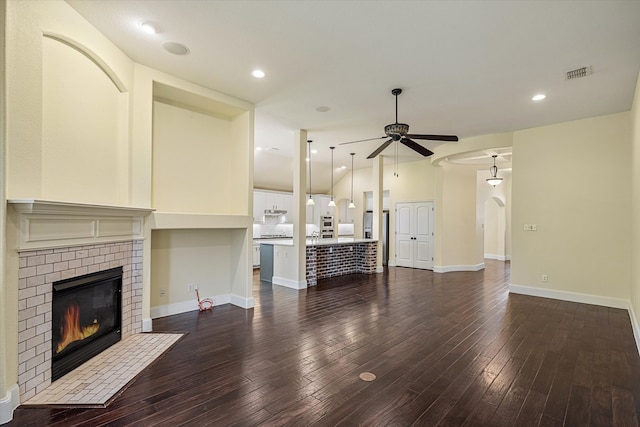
363,211,389,266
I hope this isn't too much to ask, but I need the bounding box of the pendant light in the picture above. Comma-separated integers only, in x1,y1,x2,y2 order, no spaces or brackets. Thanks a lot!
348,153,356,209
306,140,315,205
328,146,336,207
486,155,503,187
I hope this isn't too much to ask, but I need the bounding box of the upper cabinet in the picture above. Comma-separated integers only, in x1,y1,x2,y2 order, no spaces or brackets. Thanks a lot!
254,190,294,223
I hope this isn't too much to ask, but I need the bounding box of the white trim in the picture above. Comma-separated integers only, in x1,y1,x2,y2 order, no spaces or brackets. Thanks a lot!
629,303,640,357
509,284,629,310
484,254,509,261
388,260,397,267
142,317,153,332
230,294,254,309
150,294,231,319
272,276,307,290
433,263,485,273
0,384,20,424
376,266,384,273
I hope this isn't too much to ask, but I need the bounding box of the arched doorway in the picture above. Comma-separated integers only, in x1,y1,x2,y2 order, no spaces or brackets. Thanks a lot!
484,197,506,260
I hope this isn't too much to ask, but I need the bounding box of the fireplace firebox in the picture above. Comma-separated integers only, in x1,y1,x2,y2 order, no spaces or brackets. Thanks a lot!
51,267,122,381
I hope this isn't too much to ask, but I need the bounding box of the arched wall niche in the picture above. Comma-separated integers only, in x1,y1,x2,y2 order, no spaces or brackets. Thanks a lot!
43,32,128,93
41,33,130,205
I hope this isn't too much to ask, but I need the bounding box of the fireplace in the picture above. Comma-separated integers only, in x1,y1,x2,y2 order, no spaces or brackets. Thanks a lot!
51,267,123,381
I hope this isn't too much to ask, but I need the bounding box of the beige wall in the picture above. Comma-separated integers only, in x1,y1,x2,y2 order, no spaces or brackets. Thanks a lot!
631,71,640,327
150,229,234,309
511,112,632,300
2,0,254,413
153,102,243,214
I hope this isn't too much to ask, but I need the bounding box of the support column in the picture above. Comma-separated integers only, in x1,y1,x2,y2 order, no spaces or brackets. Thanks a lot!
372,155,384,273
292,130,308,285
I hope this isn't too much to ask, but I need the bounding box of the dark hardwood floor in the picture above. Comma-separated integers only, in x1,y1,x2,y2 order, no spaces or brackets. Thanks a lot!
8,260,640,426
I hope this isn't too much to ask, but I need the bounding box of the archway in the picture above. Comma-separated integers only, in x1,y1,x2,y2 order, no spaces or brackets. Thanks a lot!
484,197,506,260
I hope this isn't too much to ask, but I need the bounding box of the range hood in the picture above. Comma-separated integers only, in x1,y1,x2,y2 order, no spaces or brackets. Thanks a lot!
264,209,287,216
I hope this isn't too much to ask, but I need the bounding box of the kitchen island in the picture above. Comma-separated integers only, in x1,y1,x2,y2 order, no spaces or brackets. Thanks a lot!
259,238,378,286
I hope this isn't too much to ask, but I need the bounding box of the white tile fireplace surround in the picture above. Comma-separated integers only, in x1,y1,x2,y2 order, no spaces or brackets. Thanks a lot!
8,200,152,403
17,241,142,401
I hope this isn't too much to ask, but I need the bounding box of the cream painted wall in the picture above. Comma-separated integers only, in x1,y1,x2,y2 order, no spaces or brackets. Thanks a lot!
484,199,501,257
42,36,128,205
150,229,233,309
631,71,640,326
153,102,242,214
437,163,483,268
5,0,134,200
511,112,631,300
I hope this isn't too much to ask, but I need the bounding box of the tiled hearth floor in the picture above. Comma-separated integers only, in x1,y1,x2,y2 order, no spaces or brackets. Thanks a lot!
23,333,184,407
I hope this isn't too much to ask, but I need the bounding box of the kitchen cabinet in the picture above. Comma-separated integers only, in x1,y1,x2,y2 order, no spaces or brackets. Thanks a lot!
254,190,294,223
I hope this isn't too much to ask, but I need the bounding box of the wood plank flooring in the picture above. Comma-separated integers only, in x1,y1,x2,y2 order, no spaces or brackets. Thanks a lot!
9,260,640,426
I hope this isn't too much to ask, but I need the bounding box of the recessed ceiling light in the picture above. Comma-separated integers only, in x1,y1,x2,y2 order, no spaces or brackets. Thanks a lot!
139,21,159,34
311,149,317,154
315,106,331,113
341,165,347,169
255,147,263,151
532,94,546,101
163,41,190,56
305,157,310,162
252,69,266,78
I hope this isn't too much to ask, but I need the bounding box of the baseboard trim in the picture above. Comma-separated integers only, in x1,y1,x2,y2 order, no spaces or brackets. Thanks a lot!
629,303,640,358
231,294,254,309
434,263,485,273
509,284,629,310
272,276,307,290
150,293,231,319
376,266,384,273
388,260,397,267
0,384,20,425
484,254,509,261
142,317,153,332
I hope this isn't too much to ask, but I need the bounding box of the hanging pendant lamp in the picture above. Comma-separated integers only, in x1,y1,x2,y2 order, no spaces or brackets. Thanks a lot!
307,140,315,205
328,146,336,207
486,155,503,187
348,153,356,209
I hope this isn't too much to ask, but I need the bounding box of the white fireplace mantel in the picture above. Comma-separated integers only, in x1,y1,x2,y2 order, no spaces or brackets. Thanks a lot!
8,199,155,251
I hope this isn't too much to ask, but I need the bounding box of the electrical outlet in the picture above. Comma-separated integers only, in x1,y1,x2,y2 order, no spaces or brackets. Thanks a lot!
531,224,537,231
523,224,531,231
187,283,195,292
159,288,166,297
541,274,548,282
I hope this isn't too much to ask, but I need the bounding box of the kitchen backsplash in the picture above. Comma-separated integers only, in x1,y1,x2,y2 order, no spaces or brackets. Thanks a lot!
252,223,354,238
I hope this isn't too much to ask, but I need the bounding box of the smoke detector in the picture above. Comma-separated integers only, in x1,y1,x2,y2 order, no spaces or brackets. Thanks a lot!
566,66,591,80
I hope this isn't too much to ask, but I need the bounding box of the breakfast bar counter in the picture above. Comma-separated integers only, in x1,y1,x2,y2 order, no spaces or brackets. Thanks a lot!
259,238,378,286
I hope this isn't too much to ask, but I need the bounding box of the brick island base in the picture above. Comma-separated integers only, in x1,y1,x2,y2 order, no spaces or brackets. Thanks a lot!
306,241,377,286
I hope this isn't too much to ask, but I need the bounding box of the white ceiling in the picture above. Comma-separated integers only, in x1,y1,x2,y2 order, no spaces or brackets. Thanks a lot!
66,0,640,193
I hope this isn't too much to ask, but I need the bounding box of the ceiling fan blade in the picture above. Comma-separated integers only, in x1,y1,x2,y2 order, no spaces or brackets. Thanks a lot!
367,139,393,159
339,136,387,145
405,134,459,142
400,138,434,157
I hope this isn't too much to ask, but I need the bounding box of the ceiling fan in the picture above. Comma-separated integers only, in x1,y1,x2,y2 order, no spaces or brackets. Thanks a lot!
340,88,458,159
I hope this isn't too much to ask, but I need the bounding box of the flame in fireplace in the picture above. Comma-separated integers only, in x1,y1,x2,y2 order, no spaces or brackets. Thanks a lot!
56,302,100,354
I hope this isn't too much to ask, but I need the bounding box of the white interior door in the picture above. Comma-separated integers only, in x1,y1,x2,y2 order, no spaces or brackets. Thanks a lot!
395,201,434,270
395,204,413,267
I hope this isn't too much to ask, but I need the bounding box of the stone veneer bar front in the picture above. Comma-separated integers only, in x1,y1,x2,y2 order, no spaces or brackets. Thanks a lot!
306,241,377,286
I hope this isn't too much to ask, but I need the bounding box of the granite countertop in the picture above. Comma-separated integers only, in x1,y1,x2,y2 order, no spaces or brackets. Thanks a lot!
257,238,377,247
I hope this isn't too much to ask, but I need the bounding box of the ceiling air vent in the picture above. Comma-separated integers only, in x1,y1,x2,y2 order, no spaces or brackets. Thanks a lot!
566,66,591,80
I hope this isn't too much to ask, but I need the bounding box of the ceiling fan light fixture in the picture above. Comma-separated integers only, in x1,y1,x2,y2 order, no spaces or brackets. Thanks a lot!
486,155,503,187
